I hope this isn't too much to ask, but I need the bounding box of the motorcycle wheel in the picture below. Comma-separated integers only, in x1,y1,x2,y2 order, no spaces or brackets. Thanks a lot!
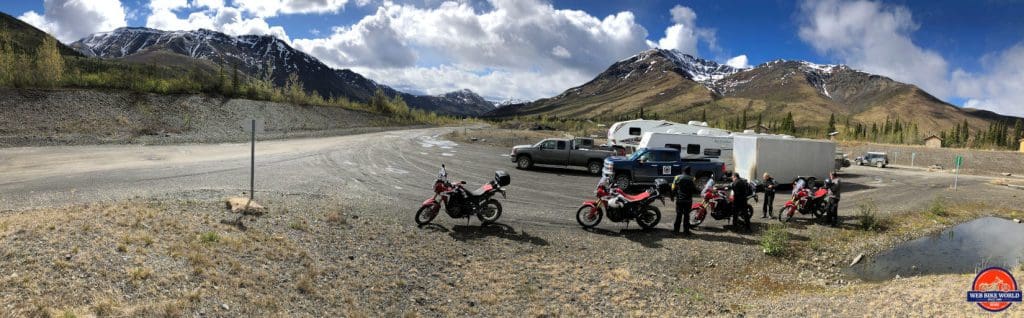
477,199,503,225
415,205,438,225
687,208,704,227
576,205,602,228
636,206,661,230
778,206,794,223
812,203,826,219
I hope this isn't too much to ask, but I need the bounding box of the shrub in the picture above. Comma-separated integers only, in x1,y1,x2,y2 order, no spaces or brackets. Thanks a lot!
760,224,789,256
857,201,887,231
928,198,948,217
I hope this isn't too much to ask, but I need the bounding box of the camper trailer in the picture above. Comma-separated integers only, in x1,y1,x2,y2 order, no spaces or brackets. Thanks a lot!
732,135,836,184
607,120,731,149
636,132,734,168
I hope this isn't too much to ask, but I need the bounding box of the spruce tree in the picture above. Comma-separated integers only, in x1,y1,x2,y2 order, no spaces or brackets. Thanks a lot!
827,113,836,133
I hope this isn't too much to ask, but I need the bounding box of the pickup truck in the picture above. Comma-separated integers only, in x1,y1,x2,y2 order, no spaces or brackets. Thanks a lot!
510,138,615,175
602,147,726,188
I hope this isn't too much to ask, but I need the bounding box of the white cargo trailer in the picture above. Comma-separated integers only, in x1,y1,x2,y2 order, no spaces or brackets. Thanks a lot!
607,119,731,147
732,135,836,183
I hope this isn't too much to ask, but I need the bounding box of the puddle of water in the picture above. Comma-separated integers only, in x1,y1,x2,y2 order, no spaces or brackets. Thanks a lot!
846,217,1024,282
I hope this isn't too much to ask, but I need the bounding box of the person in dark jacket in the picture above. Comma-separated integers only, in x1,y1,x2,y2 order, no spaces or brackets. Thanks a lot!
730,173,752,231
826,171,841,226
761,173,776,218
672,167,700,235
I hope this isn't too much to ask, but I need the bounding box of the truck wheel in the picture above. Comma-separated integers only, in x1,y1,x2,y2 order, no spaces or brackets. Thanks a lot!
614,174,631,188
875,161,884,168
516,156,533,169
587,161,602,175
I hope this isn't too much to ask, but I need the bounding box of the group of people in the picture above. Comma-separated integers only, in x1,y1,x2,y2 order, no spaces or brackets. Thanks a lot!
669,168,842,236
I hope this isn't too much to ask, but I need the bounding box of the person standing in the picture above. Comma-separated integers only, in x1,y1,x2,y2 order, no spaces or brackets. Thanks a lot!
826,171,841,227
671,167,700,235
730,173,752,231
762,173,776,218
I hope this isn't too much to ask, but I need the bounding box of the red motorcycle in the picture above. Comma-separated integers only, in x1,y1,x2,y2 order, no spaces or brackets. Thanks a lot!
778,179,828,222
575,179,667,230
415,165,510,225
686,186,756,228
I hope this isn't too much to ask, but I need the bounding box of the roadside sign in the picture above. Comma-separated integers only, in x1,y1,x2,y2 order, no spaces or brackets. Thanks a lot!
241,119,265,133
954,155,963,168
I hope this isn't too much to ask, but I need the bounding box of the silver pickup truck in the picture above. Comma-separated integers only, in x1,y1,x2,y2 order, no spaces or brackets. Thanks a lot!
510,138,615,175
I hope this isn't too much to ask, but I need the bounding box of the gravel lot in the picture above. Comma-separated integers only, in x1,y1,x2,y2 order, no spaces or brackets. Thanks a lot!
842,141,1024,177
3,127,1024,316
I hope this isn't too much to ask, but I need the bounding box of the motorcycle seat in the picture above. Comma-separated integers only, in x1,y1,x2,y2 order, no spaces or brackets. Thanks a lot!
468,183,493,197
620,191,650,202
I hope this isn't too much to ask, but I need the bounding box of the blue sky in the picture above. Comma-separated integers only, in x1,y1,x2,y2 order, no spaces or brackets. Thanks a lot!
5,0,1024,116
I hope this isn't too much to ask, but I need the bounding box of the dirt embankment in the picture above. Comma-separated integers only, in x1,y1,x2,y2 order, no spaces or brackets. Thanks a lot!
0,88,411,147
842,142,1024,176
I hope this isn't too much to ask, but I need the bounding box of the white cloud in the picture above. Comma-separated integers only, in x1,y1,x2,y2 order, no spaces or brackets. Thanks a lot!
797,0,951,97
145,3,290,41
725,55,749,69
953,44,1024,117
18,0,128,43
291,0,651,99
654,5,716,56
234,0,349,17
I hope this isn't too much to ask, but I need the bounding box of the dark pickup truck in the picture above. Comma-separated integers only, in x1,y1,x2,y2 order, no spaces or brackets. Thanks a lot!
603,147,726,188
510,138,615,175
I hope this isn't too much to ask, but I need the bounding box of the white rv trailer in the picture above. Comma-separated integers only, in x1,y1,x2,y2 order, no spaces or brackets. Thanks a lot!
637,132,735,168
607,119,731,147
731,134,836,184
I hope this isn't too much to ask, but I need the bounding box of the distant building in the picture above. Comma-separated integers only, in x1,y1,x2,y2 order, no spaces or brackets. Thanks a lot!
924,135,942,148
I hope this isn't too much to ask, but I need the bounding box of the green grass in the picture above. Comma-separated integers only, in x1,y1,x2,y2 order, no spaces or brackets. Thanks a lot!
199,231,220,244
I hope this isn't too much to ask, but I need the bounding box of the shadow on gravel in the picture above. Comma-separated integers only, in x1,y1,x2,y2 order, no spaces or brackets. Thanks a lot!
582,227,676,249
521,166,600,177
442,223,551,246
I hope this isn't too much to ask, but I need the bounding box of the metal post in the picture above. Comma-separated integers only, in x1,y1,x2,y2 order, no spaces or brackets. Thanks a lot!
911,152,916,168
954,164,959,191
250,119,255,201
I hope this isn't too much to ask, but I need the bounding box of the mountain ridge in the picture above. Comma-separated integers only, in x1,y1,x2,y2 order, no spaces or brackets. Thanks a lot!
70,27,494,116
487,48,1020,135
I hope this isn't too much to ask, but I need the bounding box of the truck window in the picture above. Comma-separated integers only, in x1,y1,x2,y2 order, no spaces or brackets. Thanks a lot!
556,141,567,150
686,144,700,155
629,127,642,136
539,140,556,149
703,149,721,157
653,151,676,162
664,144,681,151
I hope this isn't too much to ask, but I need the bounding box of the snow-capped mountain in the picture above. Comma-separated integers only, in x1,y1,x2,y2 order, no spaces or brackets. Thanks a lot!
70,27,493,116
493,98,532,107
486,48,1003,134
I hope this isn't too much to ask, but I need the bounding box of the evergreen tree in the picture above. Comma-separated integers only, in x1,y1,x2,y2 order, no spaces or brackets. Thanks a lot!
639,107,644,119
961,120,970,145
701,109,707,122
231,62,240,96
827,113,836,133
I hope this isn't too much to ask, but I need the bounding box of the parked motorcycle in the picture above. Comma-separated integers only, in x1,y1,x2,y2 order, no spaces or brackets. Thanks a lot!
778,177,828,222
575,178,667,230
686,185,756,229
415,165,510,225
